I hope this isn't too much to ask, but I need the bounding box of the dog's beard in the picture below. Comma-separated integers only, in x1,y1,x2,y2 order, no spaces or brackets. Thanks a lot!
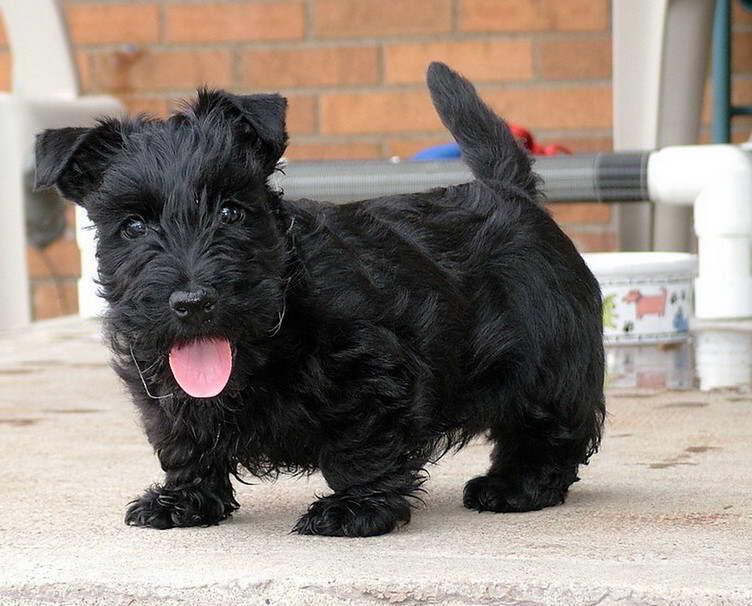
106,274,288,401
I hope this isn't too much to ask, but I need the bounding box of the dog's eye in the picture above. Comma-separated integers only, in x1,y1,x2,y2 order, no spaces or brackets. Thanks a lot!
121,217,148,240
219,205,245,225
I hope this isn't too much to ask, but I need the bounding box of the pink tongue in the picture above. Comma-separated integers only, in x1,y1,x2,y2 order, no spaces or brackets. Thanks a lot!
169,338,232,398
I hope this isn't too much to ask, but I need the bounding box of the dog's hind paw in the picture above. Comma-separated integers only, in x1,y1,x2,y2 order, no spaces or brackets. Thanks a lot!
293,492,411,537
125,483,237,529
463,474,568,513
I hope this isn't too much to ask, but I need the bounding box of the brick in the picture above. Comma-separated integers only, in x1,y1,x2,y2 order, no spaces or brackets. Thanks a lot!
733,32,752,73
700,81,712,125
459,0,547,31
699,128,752,145
567,230,617,252
540,135,612,153
733,78,752,113
703,78,752,126
27,239,82,280
242,47,378,89
76,51,93,92
733,2,752,25
166,2,305,43
285,140,382,160
459,0,607,32
94,49,232,92
315,0,451,38
0,52,10,91
286,96,317,135
732,127,752,144
322,85,612,135
321,90,441,135
32,281,79,320
120,96,172,118
538,38,612,79
547,203,611,225
65,205,76,227
482,85,612,130
386,138,453,159
66,4,159,45
385,40,533,85
549,0,608,31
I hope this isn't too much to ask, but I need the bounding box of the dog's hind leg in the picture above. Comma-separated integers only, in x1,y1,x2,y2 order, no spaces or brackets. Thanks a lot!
463,396,604,513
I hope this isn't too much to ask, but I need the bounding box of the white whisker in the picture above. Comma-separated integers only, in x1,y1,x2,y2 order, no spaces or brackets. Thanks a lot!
269,301,286,337
129,344,174,401
268,276,292,337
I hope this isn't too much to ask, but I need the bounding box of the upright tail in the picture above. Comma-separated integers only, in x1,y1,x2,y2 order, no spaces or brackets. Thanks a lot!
426,62,537,198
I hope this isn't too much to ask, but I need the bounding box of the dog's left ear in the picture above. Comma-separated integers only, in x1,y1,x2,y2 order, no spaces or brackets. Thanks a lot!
196,90,288,174
35,120,126,207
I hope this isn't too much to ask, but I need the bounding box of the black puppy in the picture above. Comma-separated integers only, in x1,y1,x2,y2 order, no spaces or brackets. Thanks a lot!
34,63,605,537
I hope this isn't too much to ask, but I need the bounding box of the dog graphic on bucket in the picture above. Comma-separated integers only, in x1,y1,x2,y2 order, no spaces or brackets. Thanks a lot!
622,288,667,319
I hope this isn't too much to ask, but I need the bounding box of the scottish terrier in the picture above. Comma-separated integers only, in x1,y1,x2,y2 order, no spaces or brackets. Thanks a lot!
34,63,605,537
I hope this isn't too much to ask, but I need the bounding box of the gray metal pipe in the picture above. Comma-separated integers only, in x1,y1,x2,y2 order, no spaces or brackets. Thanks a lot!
275,152,651,204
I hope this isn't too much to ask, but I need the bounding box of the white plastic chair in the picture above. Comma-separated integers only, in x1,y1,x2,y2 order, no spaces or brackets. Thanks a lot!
612,0,715,252
0,0,124,328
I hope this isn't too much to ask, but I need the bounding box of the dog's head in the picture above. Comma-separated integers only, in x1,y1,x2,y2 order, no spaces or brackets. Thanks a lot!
35,90,292,400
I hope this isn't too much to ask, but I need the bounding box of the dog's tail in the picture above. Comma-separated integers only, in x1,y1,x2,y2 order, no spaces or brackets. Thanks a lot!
426,62,537,198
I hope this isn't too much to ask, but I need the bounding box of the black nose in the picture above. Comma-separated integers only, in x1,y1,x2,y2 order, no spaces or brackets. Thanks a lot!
169,288,217,321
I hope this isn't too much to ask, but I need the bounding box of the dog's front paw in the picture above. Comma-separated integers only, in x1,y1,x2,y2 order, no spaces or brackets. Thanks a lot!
125,482,236,529
293,492,411,537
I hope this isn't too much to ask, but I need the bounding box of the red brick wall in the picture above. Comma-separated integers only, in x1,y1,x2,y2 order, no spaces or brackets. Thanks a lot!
0,0,749,319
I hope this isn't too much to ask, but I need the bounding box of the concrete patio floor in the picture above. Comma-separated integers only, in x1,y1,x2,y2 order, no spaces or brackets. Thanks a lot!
1,317,751,605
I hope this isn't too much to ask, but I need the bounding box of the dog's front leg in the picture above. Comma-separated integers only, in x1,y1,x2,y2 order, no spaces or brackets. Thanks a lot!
294,444,425,537
125,437,238,530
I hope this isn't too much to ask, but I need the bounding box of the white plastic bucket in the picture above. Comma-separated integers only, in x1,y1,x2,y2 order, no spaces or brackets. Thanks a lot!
584,252,698,344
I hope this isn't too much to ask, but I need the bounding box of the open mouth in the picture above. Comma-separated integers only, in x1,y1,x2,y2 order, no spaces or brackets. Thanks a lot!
168,337,233,398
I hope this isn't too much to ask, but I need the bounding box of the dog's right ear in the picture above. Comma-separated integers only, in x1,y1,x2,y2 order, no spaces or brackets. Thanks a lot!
35,120,125,206
189,89,288,175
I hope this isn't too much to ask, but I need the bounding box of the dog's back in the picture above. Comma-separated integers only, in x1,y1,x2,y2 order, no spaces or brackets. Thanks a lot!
288,64,605,462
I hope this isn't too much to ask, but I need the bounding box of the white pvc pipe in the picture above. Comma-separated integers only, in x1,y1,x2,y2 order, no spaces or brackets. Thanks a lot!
648,145,752,319
648,145,752,205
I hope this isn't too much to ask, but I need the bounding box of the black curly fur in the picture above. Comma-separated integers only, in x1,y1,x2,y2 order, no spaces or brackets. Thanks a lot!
34,63,605,537
125,476,239,529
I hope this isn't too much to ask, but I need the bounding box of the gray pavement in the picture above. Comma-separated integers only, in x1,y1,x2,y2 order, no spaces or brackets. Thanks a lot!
0,317,751,605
